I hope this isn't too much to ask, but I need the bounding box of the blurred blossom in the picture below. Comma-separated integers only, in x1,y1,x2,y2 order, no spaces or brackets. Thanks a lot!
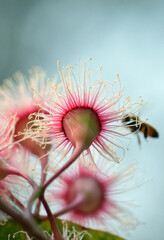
46,160,139,234
0,68,55,157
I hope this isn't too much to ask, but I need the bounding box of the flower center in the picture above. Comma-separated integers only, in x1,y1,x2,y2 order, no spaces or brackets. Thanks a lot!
62,108,101,149
67,176,104,214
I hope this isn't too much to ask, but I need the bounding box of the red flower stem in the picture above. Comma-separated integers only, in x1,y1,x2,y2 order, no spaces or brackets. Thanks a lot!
40,154,49,184
41,196,63,240
6,190,25,210
37,194,85,221
0,197,47,240
43,144,84,191
34,154,48,216
26,186,42,213
8,169,36,189
27,145,83,217
52,194,85,218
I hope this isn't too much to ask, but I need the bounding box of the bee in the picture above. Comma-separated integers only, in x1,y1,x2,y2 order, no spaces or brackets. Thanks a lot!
122,114,159,145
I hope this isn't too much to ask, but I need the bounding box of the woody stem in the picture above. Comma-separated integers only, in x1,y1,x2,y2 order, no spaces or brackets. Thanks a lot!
0,197,47,240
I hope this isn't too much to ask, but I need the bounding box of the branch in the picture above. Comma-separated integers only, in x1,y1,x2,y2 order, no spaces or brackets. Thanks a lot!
0,197,47,240
41,196,63,240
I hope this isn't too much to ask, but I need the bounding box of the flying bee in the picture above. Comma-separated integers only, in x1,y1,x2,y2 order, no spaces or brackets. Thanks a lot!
122,114,159,145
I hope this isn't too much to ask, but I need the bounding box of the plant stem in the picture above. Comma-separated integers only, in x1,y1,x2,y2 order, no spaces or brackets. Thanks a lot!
37,194,85,221
26,186,43,213
8,168,36,189
28,145,83,219
6,190,25,210
43,145,84,190
0,197,47,240
41,196,63,240
35,154,48,216
52,194,85,218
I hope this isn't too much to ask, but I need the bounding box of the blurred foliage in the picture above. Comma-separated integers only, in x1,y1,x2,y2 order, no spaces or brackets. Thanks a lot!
0,219,125,240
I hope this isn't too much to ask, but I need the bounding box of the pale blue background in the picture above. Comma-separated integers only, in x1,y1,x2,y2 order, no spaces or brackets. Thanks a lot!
0,0,163,239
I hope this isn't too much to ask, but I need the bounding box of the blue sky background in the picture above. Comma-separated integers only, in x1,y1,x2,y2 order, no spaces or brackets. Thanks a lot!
0,1,164,239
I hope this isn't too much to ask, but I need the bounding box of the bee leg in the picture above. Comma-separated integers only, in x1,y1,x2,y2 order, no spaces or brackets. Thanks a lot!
144,124,148,138
136,133,142,148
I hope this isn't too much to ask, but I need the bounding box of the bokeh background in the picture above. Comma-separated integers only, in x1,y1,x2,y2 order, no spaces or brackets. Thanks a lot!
0,0,163,239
